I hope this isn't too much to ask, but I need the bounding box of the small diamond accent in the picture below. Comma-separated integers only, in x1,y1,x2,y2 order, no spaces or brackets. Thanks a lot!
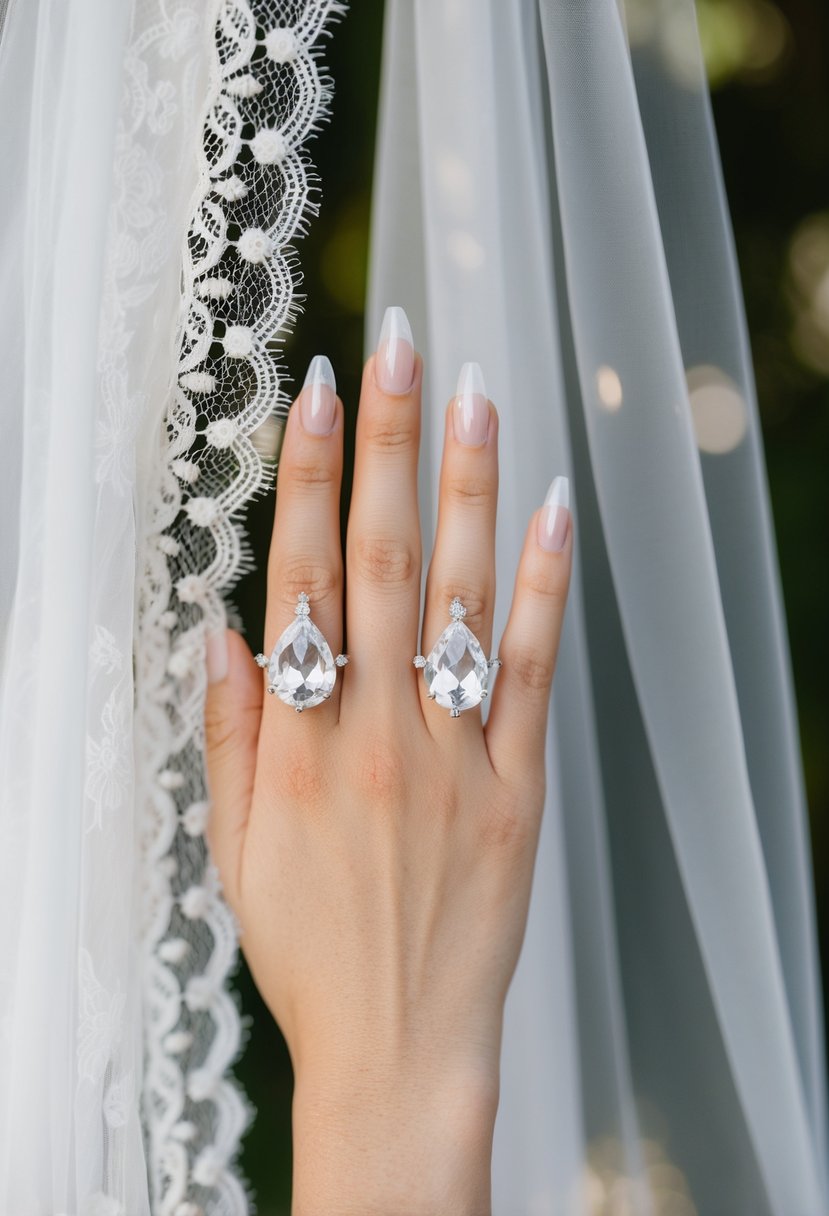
295,591,311,617
449,597,467,620
413,655,427,669
255,653,268,668
335,654,349,667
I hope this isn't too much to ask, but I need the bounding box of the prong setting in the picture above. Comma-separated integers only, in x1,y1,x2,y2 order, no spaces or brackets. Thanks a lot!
256,591,345,711
416,598,497,717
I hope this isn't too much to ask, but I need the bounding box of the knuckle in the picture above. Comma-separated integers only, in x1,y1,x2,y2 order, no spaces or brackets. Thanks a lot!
503,645,555,693
276,558,339,608
284,454,338,489
363,410,418,452
444,472,494,509
353,536,417,587
521,564,567,604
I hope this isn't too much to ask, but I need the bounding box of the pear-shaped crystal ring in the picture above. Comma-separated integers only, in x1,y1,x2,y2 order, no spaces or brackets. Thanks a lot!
255,592,348,712
413,597,501,717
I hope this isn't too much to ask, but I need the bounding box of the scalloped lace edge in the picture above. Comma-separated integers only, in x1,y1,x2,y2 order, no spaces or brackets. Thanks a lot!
135,3,347,1212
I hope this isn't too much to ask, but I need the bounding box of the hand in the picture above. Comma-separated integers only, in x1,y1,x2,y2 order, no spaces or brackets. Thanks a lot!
204,310,572,1216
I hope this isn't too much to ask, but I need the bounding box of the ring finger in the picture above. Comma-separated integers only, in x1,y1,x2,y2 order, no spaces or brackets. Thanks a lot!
419,362,499,735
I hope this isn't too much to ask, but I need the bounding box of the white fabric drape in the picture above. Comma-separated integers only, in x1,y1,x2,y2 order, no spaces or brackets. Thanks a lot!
368,3,828,1214
0,1,342,1212
0,1,211,1209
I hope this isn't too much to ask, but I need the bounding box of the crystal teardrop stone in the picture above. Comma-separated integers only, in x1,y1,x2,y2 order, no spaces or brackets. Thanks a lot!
268,615,336,709
423,619,489,714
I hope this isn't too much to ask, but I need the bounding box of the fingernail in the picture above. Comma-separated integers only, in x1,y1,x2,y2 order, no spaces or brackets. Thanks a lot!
206,628,229,684
375,305,415,395
454,361,490,446
538,476,570,552
299,354,337,434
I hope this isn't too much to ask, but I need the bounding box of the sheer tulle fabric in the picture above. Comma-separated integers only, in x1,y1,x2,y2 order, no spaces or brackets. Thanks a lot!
0,0,341,1212
368,2,828,1213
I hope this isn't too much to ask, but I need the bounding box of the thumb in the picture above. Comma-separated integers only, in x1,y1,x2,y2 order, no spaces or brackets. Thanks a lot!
204,627,263,907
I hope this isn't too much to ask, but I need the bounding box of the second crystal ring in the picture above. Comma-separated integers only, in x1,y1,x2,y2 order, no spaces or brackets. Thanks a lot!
256,592,348,712
413,597,501,717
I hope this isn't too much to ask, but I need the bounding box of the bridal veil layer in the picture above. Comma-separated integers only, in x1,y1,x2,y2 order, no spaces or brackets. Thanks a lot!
0,1,345,1211
368,3,828,1212
0,0,826,1213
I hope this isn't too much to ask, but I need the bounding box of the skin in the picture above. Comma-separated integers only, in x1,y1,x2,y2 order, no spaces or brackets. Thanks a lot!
204,346,572,1215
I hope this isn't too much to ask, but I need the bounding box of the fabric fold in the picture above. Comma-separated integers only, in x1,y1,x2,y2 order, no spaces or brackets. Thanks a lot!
368,1,828,1212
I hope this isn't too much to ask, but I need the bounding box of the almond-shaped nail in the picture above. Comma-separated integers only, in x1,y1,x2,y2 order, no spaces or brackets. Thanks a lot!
375,305,415,395
538,476,570,551
454,361,490,446
299,354,337,434
206,628,229,684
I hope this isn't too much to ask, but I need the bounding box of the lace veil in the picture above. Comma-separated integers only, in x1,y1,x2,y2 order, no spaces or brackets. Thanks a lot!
367,3,828,1214
0,1,343,1212
1,1,826,1213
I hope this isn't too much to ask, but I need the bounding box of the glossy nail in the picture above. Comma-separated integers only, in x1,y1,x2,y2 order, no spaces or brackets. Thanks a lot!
375,305,415,395
206,629,229,684
299,354,337,434
454,361,490,446
538,475,570,552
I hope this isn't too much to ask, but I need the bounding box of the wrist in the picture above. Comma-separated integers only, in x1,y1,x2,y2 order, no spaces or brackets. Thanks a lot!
291,1056,498,1216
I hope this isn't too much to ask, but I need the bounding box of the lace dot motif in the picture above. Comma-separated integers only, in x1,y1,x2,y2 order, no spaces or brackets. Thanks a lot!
264,26,299,62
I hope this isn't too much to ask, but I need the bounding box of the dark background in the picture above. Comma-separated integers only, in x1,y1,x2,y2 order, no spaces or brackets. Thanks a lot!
232,2,829,1209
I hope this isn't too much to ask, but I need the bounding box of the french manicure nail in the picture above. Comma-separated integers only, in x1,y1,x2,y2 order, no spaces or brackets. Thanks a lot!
538,475,570,552
375,305,415,395
206,629,229,684
454,362,490,446
299,354,337,434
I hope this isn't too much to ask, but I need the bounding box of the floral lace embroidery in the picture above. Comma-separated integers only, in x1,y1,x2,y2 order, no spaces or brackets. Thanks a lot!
77,949,126,1085
85,687,131,832
78,3,208,1211
134,2,346,1212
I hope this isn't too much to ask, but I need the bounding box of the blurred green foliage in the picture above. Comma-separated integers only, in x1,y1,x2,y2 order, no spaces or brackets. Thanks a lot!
232,2,829,1209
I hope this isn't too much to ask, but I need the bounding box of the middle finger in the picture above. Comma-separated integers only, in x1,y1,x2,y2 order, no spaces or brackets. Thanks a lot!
345,307,423,703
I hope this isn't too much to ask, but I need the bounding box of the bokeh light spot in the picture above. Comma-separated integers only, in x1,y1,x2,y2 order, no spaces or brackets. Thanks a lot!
787,211,829,375
446,228,485,271
686,365,748,454
596,365,623,412
436,150,474,216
